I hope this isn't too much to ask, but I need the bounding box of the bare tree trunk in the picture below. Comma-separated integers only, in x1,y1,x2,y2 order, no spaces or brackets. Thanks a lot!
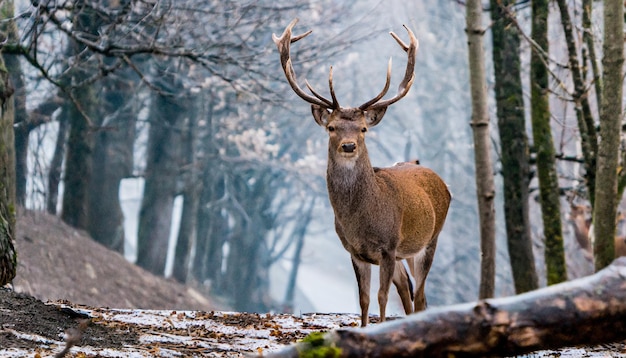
3,7,27,207
61,90,95,229
172,180,200,283
0,0,16,284
465,0,496,299
489,0,538,294
193,170,227,287
593,0,623,270
47,115,68,215
283,197,315,311
60,1,100,229
581,0,601,109
531,0,566,285
87,77,136,252
556,0,598,207
192,90,227,287
136,86,185,275
0,46,16,285
266,258,626,358
173,109,200,283
224,172,274,312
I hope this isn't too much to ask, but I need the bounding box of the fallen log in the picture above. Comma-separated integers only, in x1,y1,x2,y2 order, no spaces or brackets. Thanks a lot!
265,257,626,357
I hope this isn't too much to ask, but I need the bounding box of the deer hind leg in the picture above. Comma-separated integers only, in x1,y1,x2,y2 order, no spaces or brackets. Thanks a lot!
351,256,371,327
408,237,438,312
377,251,396,324
392,260,414,315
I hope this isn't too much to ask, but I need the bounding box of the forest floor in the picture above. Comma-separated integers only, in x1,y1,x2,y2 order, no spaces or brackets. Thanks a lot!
1,209,625,357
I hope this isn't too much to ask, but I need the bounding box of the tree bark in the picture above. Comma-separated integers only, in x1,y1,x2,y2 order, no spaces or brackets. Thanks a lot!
581,0,601,109
173,109,200,283
60,1,100,229
2,3,27,207
283,197,315,311
193,170,227,287
61,89,95,229
172,180,200,283
266,257,626,358
87,77,136,252
0,35,16,286
224,172,274,312
465,0,496,299
47,115,68,215
593,0,623,270
531,0,566,285
489,0,538,294
136,64,186,275
556,0,598,207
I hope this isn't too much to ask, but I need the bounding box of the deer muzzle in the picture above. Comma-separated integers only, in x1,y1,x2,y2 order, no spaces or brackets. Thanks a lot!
341,142,357,153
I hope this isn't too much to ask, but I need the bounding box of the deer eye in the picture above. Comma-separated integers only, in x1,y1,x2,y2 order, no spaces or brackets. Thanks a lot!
361,127,367,133
327,125,335,132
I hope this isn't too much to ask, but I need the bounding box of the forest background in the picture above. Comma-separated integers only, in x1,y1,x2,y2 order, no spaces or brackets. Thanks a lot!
0,0,624,316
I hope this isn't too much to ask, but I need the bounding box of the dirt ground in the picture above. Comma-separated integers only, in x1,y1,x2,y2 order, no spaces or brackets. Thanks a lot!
11,209,221,311
0,287,138,354
2,209,626,357
0,287,354,357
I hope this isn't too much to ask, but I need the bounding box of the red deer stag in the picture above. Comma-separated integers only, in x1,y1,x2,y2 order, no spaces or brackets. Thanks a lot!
273,19,451,326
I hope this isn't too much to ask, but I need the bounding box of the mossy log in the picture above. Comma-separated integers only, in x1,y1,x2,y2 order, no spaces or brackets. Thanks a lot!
266,257,626,357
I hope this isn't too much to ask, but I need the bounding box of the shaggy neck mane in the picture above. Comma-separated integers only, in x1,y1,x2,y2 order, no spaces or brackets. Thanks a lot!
326,149,377,207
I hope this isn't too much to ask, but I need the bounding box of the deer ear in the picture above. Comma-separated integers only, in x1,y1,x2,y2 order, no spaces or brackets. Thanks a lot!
365,107,387,127
311,105,331,126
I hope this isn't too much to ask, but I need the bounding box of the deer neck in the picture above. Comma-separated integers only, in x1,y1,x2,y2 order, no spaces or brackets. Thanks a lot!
326,146,378,211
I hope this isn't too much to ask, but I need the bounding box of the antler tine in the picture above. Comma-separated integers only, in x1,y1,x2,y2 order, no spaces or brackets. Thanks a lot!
328,66,340,108
306,79,334,107
360,24,419,111
273,18,337,109
291,30,312,43
304,66,340,108
304,66,339,108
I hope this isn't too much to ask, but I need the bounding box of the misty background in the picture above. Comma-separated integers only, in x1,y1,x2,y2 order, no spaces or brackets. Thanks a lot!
14,0,594,316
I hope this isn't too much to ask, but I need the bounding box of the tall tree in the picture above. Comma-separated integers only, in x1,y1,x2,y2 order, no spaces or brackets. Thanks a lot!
489,0,538,293
3,0,27,208
283,197,316,311
136,61,187,275
191,89,227,285
172,100,201,283
593,0,623,270
556,0,598,207
60,1,101,229
47,114,68,214
0,0,17,286
87,73,137,252
222,168,278,312
531,0,566,285
465,0,496,299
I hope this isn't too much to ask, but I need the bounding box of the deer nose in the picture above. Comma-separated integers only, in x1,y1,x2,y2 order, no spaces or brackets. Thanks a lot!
341,142,356,153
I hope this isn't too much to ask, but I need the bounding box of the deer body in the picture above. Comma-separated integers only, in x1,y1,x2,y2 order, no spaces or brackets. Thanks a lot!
328,156,445,262
274,19,451,326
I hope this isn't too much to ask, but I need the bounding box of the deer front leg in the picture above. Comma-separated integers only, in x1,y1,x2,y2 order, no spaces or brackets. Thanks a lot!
351,256,371,327
378,251,396,323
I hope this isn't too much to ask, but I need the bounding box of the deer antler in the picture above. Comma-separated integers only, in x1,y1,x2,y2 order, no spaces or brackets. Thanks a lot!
272,18,339,109
359,25,418,111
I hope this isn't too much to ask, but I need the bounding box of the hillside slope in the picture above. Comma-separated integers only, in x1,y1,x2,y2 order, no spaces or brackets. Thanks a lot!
12,208,219,311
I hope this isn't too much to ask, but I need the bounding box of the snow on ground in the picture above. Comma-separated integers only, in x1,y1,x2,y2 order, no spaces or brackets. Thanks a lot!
0,302,362,357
